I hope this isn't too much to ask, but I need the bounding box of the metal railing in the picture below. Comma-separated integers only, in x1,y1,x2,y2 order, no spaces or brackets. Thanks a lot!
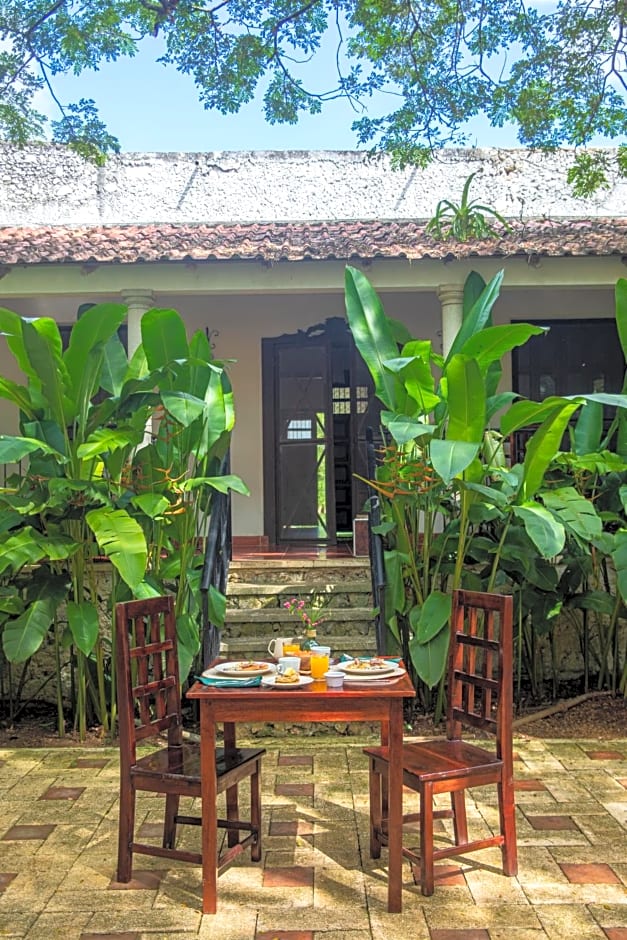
365,428,387,655
200,452,233,665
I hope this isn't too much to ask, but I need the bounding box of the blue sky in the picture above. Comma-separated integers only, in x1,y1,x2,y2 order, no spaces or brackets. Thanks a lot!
52,38,522,154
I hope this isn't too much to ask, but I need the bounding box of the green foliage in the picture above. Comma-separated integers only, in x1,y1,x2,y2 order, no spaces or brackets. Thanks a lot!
0,2,624,188
345,265,627,700
426,173,512,242
0,301,246,735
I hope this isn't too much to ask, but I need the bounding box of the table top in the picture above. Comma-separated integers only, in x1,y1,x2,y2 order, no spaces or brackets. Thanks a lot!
187,660,415,702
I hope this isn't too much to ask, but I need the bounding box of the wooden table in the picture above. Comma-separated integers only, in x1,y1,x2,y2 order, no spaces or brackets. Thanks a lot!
187,667,415,914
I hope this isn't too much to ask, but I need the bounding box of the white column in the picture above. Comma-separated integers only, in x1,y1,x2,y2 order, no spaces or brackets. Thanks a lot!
437,285,464,357
121,289,155,354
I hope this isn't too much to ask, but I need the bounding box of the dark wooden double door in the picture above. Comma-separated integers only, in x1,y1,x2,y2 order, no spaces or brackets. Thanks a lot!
262,318,381,545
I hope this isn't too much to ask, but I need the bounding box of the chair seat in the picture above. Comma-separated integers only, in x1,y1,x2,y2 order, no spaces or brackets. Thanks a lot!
365,738,502,783
132,743,265,787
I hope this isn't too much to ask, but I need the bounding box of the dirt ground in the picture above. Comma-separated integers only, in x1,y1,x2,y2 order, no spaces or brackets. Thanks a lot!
1,691,626,748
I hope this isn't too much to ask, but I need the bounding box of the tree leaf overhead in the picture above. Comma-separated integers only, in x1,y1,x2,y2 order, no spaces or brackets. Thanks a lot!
0,2,623,190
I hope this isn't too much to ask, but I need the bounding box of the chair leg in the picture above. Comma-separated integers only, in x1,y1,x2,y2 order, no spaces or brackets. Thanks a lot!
419,782,435,897
225,783,240,848
451,790,468,845
250,758,262,863
117,782,135,882
163,793,180,849
368,757,383,859
498,777,518,877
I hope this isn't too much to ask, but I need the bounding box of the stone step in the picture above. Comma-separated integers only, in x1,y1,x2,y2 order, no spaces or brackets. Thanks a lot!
227,579,372,610
220,633,378,657
225,606,374,626
228,558,370,585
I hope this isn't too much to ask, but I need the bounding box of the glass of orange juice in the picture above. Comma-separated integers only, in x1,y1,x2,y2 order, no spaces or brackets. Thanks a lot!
284,642,301,656
310,646,331,680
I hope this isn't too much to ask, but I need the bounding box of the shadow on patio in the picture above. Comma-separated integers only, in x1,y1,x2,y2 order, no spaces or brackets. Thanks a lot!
0,734,626,940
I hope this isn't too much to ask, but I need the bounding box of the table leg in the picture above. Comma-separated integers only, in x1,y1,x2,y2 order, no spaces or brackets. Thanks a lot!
386,700,404,913
223,722,239,847
199,703,218,914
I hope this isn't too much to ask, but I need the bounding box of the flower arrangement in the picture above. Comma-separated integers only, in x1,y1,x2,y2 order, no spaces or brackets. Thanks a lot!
283,596,327,649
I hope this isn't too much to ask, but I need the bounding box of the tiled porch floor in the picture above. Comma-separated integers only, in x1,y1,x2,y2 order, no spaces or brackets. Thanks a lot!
0,735,626,940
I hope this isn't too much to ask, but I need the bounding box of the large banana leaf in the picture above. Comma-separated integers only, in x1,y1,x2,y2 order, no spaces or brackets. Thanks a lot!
86,508,147,590
445,355,485,442
572,400,603,455
615,279,627,360
409,624,450,688
21,321,69,428
611,530,627,603
64,303,127,391
460,324,547,369
501,396,576,438
0,435,61,462
520,400,582,501
541,486,603,542
512,503,565,558
67,601,100,657
445,269,504,363
384,356,441,415
430,439,480,485
162,391,206,427
179,474,250,496
77,427,144,460
2,573,68,662
141,308,189,372
409,590,452,644
0,528,47,575
344,266,399,410
0,378,34,416
381,413,436,446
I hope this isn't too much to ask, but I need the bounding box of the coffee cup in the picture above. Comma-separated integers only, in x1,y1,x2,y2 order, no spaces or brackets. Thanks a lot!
277,656,301,675
268,637,297,659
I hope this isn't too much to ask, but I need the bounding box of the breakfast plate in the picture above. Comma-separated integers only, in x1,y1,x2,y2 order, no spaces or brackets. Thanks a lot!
215,660,275,677
341,666,406,682
261,674,315,690
337,658,400,677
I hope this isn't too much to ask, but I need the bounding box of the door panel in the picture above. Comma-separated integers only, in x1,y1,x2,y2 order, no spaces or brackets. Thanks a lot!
262,319,381,546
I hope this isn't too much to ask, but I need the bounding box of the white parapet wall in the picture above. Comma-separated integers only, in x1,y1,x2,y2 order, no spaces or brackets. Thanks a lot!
1,144,626,226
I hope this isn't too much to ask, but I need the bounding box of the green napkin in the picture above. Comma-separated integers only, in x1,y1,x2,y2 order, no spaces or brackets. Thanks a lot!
194,675,262,688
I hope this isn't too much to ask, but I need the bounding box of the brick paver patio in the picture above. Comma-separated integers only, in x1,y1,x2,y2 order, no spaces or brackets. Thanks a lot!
0,734,625,939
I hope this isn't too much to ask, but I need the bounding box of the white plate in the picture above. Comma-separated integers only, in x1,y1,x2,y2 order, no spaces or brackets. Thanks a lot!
216,660,275,677
261,674,315,689
337,659,399,677
341,666,406,682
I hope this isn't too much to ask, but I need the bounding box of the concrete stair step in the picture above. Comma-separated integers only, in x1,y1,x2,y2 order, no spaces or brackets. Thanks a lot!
220,634,378,656
225,606,374,625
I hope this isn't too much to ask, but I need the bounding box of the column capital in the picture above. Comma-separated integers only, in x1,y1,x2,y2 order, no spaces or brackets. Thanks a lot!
120,289,155,307
437,284,465,305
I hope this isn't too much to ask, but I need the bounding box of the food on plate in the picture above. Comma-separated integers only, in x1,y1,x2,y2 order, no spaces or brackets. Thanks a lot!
275,668,300,685
235,661,266,671
345,657,391,672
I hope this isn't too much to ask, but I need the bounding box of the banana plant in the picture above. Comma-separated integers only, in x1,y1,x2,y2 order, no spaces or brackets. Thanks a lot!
344,265,627,694
0,304,246,737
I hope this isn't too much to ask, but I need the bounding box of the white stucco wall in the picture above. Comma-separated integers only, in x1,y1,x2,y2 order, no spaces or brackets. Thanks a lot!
1,144,625,226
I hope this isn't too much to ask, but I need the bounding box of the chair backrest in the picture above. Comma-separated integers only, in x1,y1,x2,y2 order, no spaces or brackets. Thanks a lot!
446,589,514,761
115,595,182,766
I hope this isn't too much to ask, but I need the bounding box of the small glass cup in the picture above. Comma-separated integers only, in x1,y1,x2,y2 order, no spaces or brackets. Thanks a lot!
310,646,331,680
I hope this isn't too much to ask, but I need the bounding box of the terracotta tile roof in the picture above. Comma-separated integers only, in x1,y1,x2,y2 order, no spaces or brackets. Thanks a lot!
0,218,626,265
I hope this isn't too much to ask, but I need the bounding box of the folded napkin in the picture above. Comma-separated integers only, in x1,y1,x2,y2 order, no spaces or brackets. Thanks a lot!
194,675,262,688
338,654,402,664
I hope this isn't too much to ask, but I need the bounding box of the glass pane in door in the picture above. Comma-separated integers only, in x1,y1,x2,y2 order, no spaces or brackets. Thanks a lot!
277,345,331,541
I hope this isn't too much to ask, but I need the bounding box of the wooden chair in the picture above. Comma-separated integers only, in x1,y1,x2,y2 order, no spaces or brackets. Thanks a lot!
364,589,517,896
115,595,265,884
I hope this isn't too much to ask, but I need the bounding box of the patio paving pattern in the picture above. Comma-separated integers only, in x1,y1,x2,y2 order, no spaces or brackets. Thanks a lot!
0,734,625,939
